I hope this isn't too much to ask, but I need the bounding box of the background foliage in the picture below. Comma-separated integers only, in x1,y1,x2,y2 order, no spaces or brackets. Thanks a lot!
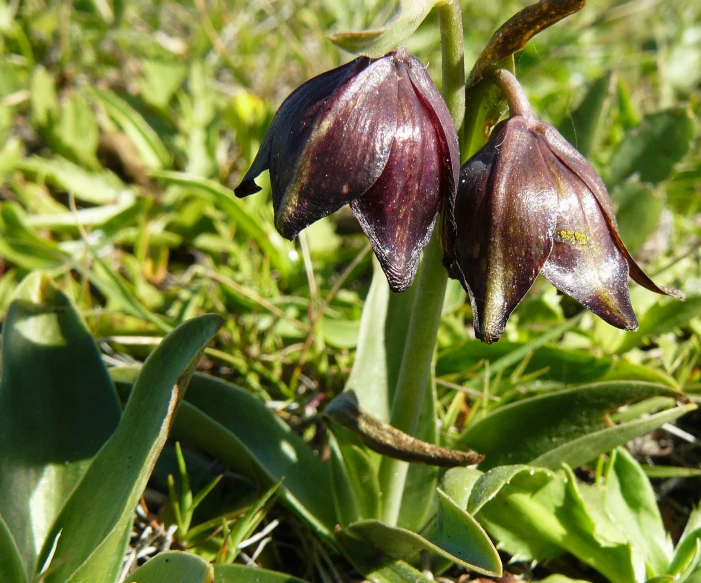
0,0,699,582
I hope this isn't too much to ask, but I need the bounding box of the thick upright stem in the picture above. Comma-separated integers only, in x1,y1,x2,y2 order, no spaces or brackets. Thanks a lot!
379,0,465,527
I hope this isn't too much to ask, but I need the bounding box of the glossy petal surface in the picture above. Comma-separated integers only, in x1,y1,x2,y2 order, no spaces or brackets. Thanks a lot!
453,119,558,343
350,60,442,292
273,58,399,238
234,59,364,198
541,123,684,301
539,146,638,330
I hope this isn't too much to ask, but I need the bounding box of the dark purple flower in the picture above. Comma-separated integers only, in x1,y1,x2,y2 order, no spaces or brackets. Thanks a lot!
444,72,683,343
235,51,459,292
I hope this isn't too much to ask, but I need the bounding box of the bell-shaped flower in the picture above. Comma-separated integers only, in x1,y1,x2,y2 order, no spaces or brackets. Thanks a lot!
444,69,683,343
235,51,459,292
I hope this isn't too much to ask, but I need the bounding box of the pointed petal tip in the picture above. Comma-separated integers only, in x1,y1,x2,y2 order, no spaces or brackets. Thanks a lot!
380,258,419,294
659,285,685,301
234,179,262,199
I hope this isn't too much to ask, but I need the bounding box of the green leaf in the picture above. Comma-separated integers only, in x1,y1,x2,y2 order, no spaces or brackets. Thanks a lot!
347,260,408,421
472,466,639,583
17,156,127,205
614,181,664,254
438,338,677,388
214,563,310,583
327,0,435,57
125,551,213,583
460,382,689,470
139,59,187,109
0,203,69,270
539,576,591,583
328,433,381,526
604,448,673,574
0,274,121,576
86,87,172,169
615,295,701,354
607,107,695,186
37,314,223,582
0,515,29,583
111,369,338,546
29,66,58,129
149,170,295,279
346,489,502,577
642,466,701,478
559,72,614,158
52,92,100,168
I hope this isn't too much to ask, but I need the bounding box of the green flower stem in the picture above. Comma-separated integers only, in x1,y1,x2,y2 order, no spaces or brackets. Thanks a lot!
378,0,465,527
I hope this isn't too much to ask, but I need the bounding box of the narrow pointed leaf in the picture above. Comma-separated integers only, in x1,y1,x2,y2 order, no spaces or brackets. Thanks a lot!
110,368,338,545
461,382,687,470
0,274,121,576
86,87,172,169
0,515,28,583
327,0,434,58
37,314,222,582
150,170,295,279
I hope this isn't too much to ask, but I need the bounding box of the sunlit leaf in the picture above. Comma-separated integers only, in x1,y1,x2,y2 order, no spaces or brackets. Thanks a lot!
328,0,435,57
37,315,222,582
125,551,213,583
0,274,121,576
461,382,690,470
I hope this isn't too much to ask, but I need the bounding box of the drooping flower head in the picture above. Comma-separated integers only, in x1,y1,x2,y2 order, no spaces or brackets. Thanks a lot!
235,50,459,292
444,68,683,343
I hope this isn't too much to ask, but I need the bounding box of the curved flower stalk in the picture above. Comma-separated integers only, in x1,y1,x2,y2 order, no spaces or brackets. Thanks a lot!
235,50,459,293
444,68,684,344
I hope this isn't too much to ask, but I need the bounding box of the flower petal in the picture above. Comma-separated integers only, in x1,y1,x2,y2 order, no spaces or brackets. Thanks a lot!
350,60,442,292
453,118,558,343
234,58,364,198
405,53,461,275
538,145,638,330
273,56,400,239
539,122,684,301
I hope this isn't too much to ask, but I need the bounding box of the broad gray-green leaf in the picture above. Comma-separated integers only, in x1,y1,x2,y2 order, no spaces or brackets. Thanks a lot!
328,433,381,526
346,489,501,576
559,72,614,158
125,551,213,583
37,314,222,583
461,382,687,470
327,0,434,57
86,87,172,169
110,369,338,546
607,107,695,186
0,274,121,576
215,563,310,583
472,466,639,583
604,448,672,573
149,170,295,278
0,515,29,583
